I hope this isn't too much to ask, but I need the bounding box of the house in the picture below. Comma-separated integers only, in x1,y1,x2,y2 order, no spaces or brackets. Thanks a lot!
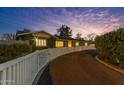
50,38,83,48
16,30,84,49
16,30,57,48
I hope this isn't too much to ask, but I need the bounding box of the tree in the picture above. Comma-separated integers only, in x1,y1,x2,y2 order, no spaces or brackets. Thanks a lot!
16,29,32,40
1,33,16,40
86,33,96,41
16,29,31,35
56,25,72,39
54,34,59,38
76,33,82,40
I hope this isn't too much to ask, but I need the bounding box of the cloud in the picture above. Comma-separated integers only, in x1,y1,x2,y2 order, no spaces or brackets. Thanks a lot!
23,8,124,37
1,7,124,37
47,8,123,37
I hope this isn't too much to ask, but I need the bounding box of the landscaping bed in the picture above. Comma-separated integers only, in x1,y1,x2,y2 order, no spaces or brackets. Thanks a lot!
98,55,119,66
96,55,124,76
98,55,124,69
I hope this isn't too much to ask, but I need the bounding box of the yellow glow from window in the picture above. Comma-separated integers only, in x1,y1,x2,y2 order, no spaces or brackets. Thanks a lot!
85,42,88,46
35,38,47,47
75,42,79,46
68,41,72,47
55,41,64,47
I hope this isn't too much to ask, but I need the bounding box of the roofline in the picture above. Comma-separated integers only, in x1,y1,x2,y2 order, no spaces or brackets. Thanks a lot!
17,30,58,39
55,38,84,41
16,30,84,41
16,32,33,36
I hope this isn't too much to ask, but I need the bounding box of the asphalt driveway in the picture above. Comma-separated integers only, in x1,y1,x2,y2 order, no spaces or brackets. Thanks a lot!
38,49,124,85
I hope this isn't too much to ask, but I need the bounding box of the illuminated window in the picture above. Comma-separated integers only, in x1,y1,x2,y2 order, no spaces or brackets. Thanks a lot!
55,41,64,47
38,40,41,46
35,39,38,46
35,39,47,47
85,42,88,46
68,41,72,47
75,42,79,46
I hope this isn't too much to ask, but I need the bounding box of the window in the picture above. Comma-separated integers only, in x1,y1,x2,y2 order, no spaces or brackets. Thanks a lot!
75,42,79,47
68,41,72,47
55,41,64,47
85,42,88,46
35,39,47,47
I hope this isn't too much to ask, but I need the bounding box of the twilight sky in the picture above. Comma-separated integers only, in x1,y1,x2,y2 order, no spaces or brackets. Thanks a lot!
0,7,124,37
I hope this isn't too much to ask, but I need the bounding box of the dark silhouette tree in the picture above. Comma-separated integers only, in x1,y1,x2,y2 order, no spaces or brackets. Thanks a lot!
1,33,16,40
16,29,32,40
16,29,31,35
76,33,82,40
85,33,96,41
56,25,72,39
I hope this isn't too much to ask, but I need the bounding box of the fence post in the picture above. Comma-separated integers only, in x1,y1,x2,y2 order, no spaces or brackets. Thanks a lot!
12,65,16,85
1,69,7,85
37,51,40,72
8,66,12,85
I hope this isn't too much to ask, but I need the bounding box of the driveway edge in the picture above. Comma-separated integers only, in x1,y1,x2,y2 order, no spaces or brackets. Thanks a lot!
95,56,124,74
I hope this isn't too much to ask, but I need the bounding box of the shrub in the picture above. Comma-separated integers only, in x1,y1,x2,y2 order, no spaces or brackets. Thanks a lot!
13,44,32,54
0,44,32,63
95,28,124,66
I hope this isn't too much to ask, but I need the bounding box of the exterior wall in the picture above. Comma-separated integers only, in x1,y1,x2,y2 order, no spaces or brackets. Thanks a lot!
89,44,95,47
48,38,56,48
0,46,95,85
79,40,84,46
64,40,68,47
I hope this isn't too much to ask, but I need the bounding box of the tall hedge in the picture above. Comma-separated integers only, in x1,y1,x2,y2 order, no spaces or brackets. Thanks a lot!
95,28,124,65
0,44,32,63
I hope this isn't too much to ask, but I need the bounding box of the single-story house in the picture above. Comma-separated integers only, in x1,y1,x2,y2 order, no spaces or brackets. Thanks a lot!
16,30,84,49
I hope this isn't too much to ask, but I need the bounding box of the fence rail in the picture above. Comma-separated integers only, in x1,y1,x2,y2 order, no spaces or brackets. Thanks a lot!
0,46,95,85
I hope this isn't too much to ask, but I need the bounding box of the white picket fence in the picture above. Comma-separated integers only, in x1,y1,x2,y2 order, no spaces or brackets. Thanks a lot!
0,46,95,85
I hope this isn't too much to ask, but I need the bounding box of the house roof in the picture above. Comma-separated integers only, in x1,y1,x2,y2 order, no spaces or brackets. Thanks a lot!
17,30,58,39
16,30,84,41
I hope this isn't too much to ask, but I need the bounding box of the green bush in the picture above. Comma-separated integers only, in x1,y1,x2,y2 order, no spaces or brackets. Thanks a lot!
95,28,124,66
0,44,32,63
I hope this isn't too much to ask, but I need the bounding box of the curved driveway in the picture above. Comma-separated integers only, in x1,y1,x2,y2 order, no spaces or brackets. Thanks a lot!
49,49,124,85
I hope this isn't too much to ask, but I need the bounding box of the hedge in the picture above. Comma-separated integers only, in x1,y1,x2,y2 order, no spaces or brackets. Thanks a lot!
95,28,124,66
0,44,32,63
